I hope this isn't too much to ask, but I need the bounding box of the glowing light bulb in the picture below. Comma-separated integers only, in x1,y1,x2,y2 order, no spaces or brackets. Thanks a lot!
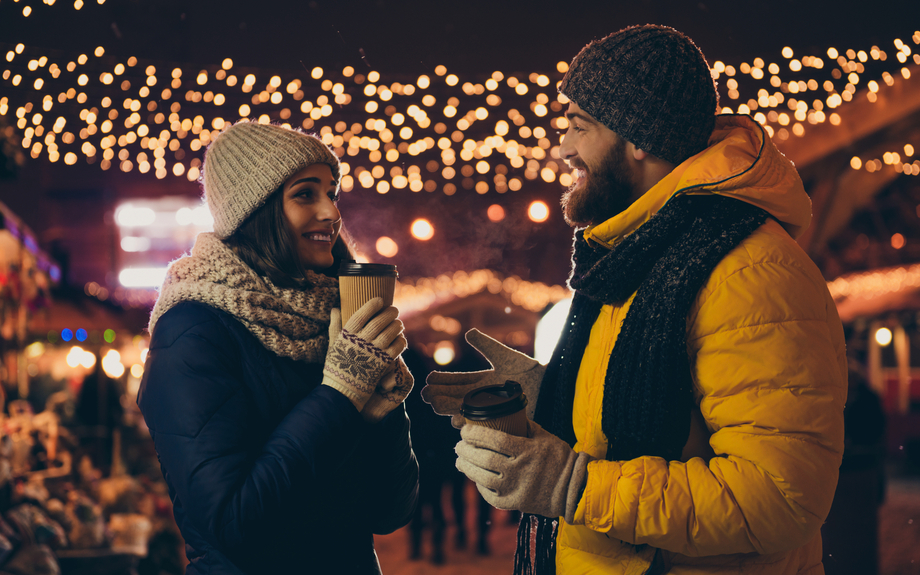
528,201,549,223
115,205,156,227
119,267,167,288
875,327,892,346
102,349,125,378
376,236,398,258
411,219,434,241
433,342,455,366
487,204,506,222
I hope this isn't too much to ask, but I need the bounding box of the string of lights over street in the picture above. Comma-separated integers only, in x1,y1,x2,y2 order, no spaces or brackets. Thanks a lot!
1,1,919,317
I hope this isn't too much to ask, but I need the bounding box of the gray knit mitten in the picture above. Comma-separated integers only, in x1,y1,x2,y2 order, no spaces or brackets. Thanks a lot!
361,356,414,423
323,298,407,411
422,329,544,428
455,420,593,523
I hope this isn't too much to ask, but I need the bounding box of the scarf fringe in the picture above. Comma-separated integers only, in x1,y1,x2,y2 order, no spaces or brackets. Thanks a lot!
514,514,557,575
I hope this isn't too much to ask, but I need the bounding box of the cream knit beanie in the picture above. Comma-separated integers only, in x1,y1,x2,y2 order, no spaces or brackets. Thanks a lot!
202,120,341,238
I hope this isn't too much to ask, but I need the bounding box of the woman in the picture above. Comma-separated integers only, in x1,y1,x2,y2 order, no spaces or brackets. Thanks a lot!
137,120,418,574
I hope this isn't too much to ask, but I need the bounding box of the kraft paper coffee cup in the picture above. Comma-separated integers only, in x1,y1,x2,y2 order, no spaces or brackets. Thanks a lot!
338,263,398,324
461,380,529,437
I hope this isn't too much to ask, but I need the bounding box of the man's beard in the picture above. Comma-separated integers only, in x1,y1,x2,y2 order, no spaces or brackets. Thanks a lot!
561,139,638,228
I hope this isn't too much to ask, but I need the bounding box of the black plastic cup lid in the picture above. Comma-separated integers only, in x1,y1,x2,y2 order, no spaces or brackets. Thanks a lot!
460,381,528,420
338,262,398,277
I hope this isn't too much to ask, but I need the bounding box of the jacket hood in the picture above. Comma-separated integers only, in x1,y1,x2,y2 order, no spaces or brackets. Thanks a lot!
585,114,812,248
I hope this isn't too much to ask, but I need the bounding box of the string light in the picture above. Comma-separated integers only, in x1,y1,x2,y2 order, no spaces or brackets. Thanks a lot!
828,262,920,302
394,269,569,314
0,12,916,207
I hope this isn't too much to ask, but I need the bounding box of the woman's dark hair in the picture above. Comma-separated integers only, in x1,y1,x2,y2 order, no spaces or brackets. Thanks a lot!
223,185,355,288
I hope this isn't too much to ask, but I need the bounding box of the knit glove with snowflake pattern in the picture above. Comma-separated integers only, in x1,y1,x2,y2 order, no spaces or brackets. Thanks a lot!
322,297,407,412
361,356,414,423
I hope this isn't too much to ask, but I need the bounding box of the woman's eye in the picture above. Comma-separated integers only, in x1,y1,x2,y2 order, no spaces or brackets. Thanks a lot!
329,193,340,203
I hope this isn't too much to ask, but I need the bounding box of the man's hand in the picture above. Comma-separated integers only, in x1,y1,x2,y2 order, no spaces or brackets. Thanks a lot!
454,421,593,522
422,329,545,428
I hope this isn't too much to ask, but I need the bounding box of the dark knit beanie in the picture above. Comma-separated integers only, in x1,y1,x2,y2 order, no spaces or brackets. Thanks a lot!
559,24,719,165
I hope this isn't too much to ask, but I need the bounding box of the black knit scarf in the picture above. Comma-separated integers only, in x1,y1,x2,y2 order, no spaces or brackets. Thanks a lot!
513,194,769,575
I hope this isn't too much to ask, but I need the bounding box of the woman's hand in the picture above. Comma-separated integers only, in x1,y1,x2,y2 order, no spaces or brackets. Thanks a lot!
322,298,407,411
362,357,414,423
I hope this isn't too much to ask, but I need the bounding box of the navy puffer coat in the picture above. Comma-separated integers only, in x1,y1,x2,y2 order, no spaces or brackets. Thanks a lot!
137,301,419,574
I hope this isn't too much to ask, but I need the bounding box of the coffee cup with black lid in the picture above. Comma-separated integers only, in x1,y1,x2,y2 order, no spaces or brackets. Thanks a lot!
460,380,529,437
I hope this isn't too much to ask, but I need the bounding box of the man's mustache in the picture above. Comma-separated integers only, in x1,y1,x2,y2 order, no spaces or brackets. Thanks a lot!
566,159,588,171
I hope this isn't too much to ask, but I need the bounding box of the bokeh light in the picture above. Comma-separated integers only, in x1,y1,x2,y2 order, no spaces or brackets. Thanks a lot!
528,201,550,223
376,236,399,257
487,204,506,222
433,341,455,366
875,327,893,346
410,219,434,241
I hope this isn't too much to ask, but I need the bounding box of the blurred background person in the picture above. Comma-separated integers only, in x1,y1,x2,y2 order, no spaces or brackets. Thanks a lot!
822,361,887,575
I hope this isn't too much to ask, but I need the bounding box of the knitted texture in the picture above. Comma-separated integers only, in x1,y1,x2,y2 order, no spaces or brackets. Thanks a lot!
323,329,394,410
362,357,414,423
559,24,718,165
322,300,407,412
149,232,339,363
515,195,768,575
203,120,341,238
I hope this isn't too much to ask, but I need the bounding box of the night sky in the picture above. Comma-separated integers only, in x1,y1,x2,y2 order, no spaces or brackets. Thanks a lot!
1,0,917,77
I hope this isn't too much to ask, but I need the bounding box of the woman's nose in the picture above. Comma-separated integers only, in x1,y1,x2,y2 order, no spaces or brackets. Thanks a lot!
318,196,341,222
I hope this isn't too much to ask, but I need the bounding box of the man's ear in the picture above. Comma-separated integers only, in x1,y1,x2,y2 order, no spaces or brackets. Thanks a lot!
626,140,648,161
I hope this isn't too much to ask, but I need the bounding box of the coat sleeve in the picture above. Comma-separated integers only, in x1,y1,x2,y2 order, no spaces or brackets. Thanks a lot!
138,313,365,560
571,257,847,557
359,404,419,534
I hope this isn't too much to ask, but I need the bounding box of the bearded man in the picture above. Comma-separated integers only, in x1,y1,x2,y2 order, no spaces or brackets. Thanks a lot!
423,24,847,575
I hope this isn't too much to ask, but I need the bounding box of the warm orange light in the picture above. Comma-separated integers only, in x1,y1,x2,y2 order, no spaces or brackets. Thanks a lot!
376,236,398,257
528,201,549,223
487,204,506,222
411,219,435,241
875,328,892,346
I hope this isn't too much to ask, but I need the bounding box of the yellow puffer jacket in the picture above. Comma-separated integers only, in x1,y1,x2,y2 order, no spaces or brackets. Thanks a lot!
557,115,847,575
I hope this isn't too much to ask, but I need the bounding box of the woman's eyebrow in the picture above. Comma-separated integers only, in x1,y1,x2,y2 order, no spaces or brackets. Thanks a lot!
288,177,322,187
287,177,337,190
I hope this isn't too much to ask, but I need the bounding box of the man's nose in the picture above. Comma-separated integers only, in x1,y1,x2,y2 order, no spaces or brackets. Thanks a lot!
559,134,576,161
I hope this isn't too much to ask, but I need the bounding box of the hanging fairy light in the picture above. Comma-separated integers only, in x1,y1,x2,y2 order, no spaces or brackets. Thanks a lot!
0,7,916,232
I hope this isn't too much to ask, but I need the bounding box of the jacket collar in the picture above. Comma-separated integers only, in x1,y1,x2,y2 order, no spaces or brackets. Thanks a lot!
584,115,812,250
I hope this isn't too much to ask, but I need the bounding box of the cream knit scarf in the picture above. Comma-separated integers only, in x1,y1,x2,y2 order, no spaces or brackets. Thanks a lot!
148,232,339,363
